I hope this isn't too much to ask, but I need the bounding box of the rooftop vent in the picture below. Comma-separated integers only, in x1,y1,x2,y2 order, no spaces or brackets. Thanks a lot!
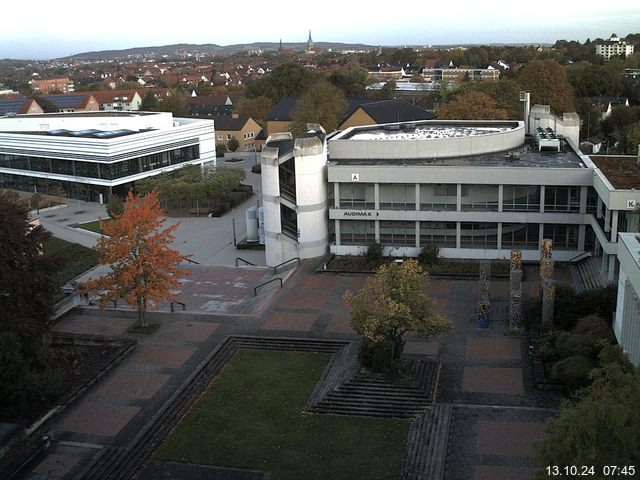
535,127,560,152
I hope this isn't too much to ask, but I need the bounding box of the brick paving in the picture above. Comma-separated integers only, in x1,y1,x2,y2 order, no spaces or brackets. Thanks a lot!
23,260,577,479
58,402,141,437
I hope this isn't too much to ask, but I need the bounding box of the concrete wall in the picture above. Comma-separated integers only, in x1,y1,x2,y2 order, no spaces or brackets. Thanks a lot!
615,233,640,365
330,121,525,160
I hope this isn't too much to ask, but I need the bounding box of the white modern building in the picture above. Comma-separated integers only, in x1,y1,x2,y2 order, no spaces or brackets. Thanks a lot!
615,233,640,366
260,130,329,266
595,34,635,61
0,111,216,202
260,105,640,286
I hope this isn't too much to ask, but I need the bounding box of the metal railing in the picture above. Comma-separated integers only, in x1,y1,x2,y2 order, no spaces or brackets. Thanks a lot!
182,257,200,265
273,257,300,274
254,277,283,296
235,257,256,267
569,251,592,263
170,301,186,312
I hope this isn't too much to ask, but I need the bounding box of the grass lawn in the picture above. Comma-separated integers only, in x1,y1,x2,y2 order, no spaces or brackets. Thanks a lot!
42,236,98,287
155,349,410,480
75,218,111,234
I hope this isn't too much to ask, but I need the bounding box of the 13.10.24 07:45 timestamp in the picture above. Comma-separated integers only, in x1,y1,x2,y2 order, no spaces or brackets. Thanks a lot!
546,466,636,476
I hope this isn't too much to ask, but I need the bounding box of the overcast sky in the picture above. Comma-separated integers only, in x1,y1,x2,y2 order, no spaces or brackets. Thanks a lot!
2,0,639,60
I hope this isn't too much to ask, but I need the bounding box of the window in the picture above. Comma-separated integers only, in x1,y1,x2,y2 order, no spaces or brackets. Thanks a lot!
340,220,375,245
503,185,540,211
380,221,415,246
226,134,232,141
420,222,456,248
460,223,498,249
544,186,580,212
543,224,578,250
421,184,456,211
461,185,498,211
217,134,223,141
379,184,416,210
339,183,374,209
502,223,539,249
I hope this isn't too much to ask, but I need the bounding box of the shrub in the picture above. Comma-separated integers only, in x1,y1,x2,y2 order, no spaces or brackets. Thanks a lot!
216,143,228,157
418,243,439,265
106,194,124,217
573,315,611,341
550,354,596,391
366,242,384,266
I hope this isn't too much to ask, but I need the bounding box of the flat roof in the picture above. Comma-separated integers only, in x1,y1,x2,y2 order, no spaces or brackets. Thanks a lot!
329,140,586,168
1,111,158,119
347,123,517,141
590,155,640,189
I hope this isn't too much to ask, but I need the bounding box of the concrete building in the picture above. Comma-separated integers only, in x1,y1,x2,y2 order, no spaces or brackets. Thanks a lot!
615,233,640,366
260,129,329,266
595,34,635,61
0,111,215,202
259,105,640,285
29,77,74,94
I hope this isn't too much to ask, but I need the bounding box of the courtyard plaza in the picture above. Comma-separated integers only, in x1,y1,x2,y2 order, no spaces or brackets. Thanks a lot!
22,253,565,480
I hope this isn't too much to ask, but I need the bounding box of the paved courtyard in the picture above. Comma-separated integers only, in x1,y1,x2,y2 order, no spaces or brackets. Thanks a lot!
21,256,566,480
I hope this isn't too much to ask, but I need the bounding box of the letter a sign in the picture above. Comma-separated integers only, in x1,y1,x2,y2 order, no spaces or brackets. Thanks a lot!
351,173,359,182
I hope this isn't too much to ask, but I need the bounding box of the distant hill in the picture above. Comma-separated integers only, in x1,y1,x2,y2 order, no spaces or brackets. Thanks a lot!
63,42,378,61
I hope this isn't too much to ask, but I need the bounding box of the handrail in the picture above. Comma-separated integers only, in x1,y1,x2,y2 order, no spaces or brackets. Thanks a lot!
254,277,283,296
569,251,592,263
235,257,256,267
170,301,186,312
183,257,200,265
273,257,300,274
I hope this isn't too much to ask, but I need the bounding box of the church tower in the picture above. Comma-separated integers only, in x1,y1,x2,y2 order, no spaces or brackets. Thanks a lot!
307,30,314,54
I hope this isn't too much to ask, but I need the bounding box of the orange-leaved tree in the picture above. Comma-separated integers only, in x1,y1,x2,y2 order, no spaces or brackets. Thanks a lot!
82,190,188,327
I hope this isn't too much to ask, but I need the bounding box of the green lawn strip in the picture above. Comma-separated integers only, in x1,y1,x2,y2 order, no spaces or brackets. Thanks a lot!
75,217,111,234
42,237,98,287
155,349,410,480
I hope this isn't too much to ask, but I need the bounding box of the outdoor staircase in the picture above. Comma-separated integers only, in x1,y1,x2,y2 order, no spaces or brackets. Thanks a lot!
309,360,440,418
400,404,452,480
570,256,608,293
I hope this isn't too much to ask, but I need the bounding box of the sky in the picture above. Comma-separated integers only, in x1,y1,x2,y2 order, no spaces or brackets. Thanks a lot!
2,0,640,60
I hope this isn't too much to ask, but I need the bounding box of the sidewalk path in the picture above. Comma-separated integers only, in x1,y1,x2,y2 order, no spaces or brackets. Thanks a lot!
26,257,561,480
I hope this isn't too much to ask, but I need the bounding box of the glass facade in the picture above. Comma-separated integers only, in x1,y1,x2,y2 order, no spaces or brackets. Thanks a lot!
379,184,415,210
420,184,456,211
503,185,540,212
0,144,199,181
460,222,498,248
543,224,579,250
461,185,499,211
544,186,580,212
379,221,416,246
340,220,375,245
502,223,539,248
339,183,375,209
420,221,457,248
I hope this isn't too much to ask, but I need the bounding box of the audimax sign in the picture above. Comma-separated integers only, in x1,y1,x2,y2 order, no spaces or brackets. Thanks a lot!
341,210,379,218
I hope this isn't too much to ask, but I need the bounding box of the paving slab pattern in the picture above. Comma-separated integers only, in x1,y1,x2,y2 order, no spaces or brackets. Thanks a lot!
24,259,577,480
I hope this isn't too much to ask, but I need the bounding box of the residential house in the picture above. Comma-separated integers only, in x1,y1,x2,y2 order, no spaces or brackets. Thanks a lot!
185,93,244,117
83,90,143,111
338,98,434,130
595,34,635,62
0,97,44,116
29,77,74,94
37,94,100,113
213,115,262,152
266,97,434,135
590,96,630,119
